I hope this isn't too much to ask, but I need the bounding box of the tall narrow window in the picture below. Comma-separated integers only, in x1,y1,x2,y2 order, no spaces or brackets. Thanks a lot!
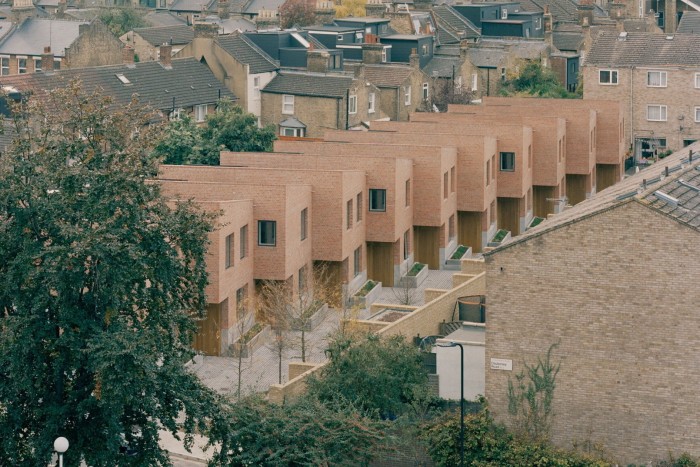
404,86,411,106
282,94,294,114
443,172,448,199
194,104,208,122
18,58,27,74
300,208,308,240
346,199,353,229
353,247,361,277
486,159,491,186
298,265,307,292
240,225,248,258
403,229,410,259
348,95,357,114
0,57,9,75
33,58,41,72
368,92,376,113
258,220,276,246
356,193,363,221
450,166,456,192
448,214,455,240
225,233,234,268
236,285,248,318
422,82,429,100
405,179,411,207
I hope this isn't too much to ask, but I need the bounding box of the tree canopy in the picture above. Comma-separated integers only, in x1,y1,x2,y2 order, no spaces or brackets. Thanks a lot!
0,83,220,466
153,100,276,166
279,0,317,29
499,60,579,99
98,7,150,38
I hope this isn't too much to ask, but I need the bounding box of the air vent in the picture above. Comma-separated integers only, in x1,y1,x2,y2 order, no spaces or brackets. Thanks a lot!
654,190,679,206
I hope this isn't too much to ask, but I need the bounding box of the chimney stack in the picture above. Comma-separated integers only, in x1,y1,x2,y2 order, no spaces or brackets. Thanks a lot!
194,22,219,39
218,0,230,20
160,43,173,68
409,47,420,69
122,46,135,66
307,49,330,73
361,37,384,64
41,46,54,73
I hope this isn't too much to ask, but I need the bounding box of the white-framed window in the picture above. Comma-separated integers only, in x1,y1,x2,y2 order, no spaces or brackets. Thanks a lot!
282,94,294,114
471,73,478,91
169,108,184,121
695,73,700,89
348,94,357,114
1,57,9,76
501,8,508,18
17,57,27,74
381,47,387,63
194,104,207,122
253,76,261,97
422,82,429,100
695,107,700,123
368,92,375,113
599,69,618,85
404,85,411,106
535,17,541,29
647,70,667,87
647,104,667,121
33,58,41,72
337,34,344,42
281,127,305,137
258,220,276,246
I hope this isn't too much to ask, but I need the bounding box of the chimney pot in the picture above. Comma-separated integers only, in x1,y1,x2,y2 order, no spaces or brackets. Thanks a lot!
122,46,135,66
160,43,173,67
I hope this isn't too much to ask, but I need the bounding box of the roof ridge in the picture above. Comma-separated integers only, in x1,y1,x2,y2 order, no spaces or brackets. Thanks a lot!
235,33,279,69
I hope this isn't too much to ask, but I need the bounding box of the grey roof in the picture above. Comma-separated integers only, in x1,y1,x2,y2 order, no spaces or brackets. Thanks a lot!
552,31,583,50
217,33,278,74
433,4,481,40
0,57,235,112
467,46,505,67
361,64,415,87
423,55,461,78
262,71,353,98
487,142,700,254
0,18,88,58
243,0,285,14
169,0,216,13
132,25,194,46
304,25,364,32
585,31,700,67
333,17,391,25
382,33,432,40
437,26,462,45
279,116,306,128
144,10,188,27
517,0,579,23
677,11,700,34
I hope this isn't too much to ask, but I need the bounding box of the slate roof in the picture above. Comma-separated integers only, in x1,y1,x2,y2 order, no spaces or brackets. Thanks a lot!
217,33,278,74
467,46,505,67
423,55,461,78
677,11,700,34
437,26,462,45
169,0,216,13
487,142,700,254
552,31,583,50
132,25,194,46
585,31,700,67
243,0,285,14
144,10,188,27
432,4,481,40
0,18,88,57
517,0,578,23
262,71,353,98
361,64,415,87
0,58,234,112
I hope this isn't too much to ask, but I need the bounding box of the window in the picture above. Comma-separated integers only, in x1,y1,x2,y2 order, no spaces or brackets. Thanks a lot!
348,94,357,114
491,155,496,179
34,58,41,72
490,200,496,224
236,285,248,318
695,73,700,89
486,159,491,186
647,104,667,121
240,225,248,258
369,189,386,212
282,94,294,114
599,69,618,85
1,57,8,75
500,152,515,171
54,59,61,70
346,199,353,229
535,17,541,29
356,193,362,221
448,214,455,240
353,246,361,277
421,43,429,55
337,34,344,42
368,92,375,113
647,70,667,87
225,233,234,268
403,229,410,260
471,73,478,91
381,47,387,63
300,208,308,240
404,85,411,106
501,8,508,19
450,166,456,192
281,127,305,137
258,220,276,246
501,67,506,82
194,104,207,122
18,57,26,74
422,82,429,100
253,76,261,96
695,107,700,123
169,108,184,121
443,172,448,199
528,145,532,168
298,265,307,291
405,179,411,207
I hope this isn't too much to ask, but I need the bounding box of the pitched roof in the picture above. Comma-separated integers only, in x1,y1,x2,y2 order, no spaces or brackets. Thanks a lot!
584,31,700,67
243,0,286,14
217,33,278,74
262,71,353,98
487,142,700,254
132,25,194,46
144,10,188,27
467,46,506,67
423,55,461,78
361,64,415,87
677,11,700,34
0,58,235,112
552,31,583,50
432,4,481,40
0,18,88,57
517,0,579,23
169,0,216,13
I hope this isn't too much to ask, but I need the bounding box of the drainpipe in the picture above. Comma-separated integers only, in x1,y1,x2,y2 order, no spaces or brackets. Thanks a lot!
396,87,400,120
487,68,491,96
345,89,350,130
630,66,635,162
336,97,341,130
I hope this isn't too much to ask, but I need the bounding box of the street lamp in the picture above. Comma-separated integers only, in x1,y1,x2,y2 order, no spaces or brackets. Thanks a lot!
437,341,465,467
54,437,69,467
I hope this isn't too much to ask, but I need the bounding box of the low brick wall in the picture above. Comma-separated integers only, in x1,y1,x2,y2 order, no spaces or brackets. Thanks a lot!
460,258,485,274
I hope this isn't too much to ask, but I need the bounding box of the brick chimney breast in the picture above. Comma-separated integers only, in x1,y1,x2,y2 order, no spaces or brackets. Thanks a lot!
160,43,173,68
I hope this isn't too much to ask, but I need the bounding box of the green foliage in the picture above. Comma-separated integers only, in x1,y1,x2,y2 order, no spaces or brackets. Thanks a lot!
354,280,377,297
451,245,469,260
507,342,561,442
98,7,149,37
334,0,366,18
0,83,221,466
307,334,429,419
154,100,276,166
407,262,425,276
492,229,509,243
500,60,578,99
209,395,386,466
424,406,612,467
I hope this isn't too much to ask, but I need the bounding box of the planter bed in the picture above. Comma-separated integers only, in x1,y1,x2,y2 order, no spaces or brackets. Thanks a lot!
229,323,271,358
399,262,428,288
351,280,382,308
445,245,472,270
290,301,329,331
487,229,511,247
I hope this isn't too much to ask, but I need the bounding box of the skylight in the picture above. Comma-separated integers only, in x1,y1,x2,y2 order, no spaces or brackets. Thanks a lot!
116,73,130,85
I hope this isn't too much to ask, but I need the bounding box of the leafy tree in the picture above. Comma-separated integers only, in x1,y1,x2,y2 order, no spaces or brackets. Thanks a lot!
499,60,578,99
334,0,366,18
279,0,317,29
98,7,150,37
419,79,475,113
0,83,221,466
152,114,201,165
209,395,386,466
307,333,429,419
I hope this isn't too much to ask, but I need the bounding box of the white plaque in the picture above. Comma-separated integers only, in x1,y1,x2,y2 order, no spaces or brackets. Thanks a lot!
490,358,512,371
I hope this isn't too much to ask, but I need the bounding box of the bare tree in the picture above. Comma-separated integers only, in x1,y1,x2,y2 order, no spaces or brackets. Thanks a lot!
257,279,296,385
419,78,476,113
231,299,255,401
391,280,419,306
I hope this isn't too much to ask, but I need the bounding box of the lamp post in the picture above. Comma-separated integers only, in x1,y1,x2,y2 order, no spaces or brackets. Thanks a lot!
437,341,465,467
54,437,69,467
